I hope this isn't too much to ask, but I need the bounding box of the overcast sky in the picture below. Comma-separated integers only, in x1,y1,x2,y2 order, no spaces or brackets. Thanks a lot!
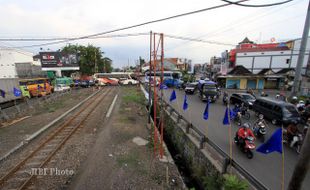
0,0,308,68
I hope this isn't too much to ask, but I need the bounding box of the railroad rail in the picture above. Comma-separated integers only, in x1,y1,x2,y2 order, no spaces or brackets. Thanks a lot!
0,87,115,190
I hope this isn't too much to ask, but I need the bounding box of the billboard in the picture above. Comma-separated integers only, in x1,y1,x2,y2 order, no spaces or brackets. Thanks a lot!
39,52,79,68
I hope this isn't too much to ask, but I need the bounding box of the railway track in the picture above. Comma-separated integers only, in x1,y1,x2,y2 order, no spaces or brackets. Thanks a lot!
0,87,116,190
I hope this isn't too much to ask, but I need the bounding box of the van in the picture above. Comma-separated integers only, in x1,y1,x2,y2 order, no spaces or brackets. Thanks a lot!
252,97,300,126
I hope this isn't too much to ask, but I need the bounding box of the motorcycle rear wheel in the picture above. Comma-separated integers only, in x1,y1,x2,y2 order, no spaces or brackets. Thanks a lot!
246,151,254,159
243,112,250,120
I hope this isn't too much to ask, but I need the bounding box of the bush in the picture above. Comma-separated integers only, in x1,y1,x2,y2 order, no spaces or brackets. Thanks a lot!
223,174,249,190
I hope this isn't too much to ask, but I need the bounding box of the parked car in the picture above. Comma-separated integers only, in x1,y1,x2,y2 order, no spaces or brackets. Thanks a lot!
230,93,256,108
184,82,198,94
80,80,90,88
101,78,119,85
54,84,71,92
252,97,300,126
120,79,139,85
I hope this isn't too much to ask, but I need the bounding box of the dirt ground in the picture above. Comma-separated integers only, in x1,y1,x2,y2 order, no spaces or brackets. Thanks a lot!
68,86,185,189
0,86,185,189
0,88,95,157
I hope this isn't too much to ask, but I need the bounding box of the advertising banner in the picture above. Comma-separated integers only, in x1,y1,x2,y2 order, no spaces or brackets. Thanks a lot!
40,52,78,68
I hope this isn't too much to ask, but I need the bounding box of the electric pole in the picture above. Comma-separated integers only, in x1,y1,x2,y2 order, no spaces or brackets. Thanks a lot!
291,1,310,96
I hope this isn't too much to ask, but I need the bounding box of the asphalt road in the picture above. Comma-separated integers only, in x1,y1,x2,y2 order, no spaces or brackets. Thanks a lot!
160,88,309,190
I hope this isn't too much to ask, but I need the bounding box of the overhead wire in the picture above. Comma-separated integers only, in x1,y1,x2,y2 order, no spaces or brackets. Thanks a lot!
165,0,301,52
0,33,150,41
220,0,294,7
8,0,251,48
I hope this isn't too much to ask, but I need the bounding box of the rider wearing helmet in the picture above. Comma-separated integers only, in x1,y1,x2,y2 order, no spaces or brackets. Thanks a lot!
286,120,299,147
235,123,255,147
253,114,268,134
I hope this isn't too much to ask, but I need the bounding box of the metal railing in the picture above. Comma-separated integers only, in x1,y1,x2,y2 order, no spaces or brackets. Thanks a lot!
143,84,269,190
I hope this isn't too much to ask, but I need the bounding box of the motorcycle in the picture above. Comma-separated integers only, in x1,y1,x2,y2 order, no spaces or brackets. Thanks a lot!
233,104,250,120
283,129,304,154
223,95,228,105
240,105,250,120
252,121,267,142
230,109,242,126
235,136,256,159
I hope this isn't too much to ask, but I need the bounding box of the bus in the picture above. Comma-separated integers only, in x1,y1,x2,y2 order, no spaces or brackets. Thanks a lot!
93,72,134,80
19,78,53,97
144,71,183,87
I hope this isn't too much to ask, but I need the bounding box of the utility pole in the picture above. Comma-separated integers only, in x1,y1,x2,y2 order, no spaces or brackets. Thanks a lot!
94,51,98,73
148,31,152,124
291,1,310,96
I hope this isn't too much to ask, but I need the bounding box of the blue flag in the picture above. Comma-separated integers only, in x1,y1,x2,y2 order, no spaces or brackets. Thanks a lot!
256,128,282,154
169,90,176,102
159,83,168,90
13,87,22,97
37,85,41,90
183,95,188,110
223,107,230,125
203,101,210,120
0,89,5,98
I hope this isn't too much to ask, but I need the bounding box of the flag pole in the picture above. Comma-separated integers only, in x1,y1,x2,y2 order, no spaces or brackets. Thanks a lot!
281,125,285,190
228,104,232,173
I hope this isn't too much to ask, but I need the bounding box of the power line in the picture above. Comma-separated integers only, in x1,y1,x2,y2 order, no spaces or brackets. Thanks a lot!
220,0,293,7
0,33,150,41
165,34,235,46
9,0,250,48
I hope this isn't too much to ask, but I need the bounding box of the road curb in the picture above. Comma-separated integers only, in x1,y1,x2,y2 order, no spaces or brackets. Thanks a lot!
0,89,101,164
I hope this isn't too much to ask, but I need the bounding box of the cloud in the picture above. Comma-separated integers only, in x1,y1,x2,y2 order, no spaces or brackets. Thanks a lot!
0,0,307,67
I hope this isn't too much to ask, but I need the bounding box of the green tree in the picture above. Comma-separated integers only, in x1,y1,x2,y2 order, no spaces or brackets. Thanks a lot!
61,44,113,75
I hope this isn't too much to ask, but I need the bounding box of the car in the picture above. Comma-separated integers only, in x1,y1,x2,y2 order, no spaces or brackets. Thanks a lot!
120,79,139,85
184,82,198,94
230,93,256,108
101,77,119,85
252,97,300,126
80,80,90,87
54,84,71,92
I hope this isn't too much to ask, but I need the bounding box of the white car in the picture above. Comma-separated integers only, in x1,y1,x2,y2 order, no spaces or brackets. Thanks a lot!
120,79,139,85
54,84,71,92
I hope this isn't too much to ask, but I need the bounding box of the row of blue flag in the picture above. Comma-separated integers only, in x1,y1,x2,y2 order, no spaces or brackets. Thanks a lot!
0,87,22,98
0,84,47,99
165,88,283,155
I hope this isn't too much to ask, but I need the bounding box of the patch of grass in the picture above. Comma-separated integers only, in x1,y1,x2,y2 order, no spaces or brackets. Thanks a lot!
223,174,249,190
116,152,139,168
122,88,145,105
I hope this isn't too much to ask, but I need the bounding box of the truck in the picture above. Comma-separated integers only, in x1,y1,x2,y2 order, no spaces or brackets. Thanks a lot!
197,80,218,102
0,78,30,109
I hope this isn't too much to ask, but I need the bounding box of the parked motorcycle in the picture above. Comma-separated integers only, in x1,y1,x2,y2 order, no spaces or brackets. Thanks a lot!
234,136,256,159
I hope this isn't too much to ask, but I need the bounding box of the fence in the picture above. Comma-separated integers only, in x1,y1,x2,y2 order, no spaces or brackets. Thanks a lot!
142,84,268,190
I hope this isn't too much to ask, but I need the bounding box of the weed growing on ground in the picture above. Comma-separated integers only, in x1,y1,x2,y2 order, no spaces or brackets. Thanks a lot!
122,88,144,105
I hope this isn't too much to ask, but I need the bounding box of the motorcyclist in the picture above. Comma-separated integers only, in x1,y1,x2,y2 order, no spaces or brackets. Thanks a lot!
235,123,255,147
253,114,267,134
286,121,299,147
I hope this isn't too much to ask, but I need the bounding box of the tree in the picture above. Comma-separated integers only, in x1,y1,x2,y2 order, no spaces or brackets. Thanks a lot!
61,44,113,75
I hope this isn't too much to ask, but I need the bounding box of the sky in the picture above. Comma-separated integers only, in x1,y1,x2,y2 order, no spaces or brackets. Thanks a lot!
0,0,308,68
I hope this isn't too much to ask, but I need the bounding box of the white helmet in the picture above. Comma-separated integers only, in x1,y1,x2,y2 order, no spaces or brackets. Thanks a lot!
292,96,298,100
243,123,250,129
259,114,264,120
